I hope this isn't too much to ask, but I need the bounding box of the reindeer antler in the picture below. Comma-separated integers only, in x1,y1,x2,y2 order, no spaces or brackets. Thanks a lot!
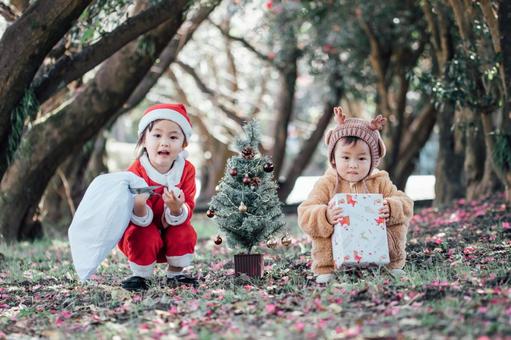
369,115,386,131
333,106,346,126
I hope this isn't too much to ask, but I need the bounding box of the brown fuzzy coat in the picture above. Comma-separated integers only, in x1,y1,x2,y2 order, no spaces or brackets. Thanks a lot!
297,168,414,274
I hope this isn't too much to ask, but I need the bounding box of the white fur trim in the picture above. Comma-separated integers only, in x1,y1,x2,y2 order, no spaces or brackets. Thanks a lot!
129,261,155,278
140,153,185,186
130,204,153,227
180,150,189,159
138,109,192,141
166,254,193,267
164,204,189,226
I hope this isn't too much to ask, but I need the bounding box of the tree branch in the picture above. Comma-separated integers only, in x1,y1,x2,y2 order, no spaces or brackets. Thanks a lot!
0,0,93,178
118,0,220,115
175,60,245,126
447,0,472,50
279,62,344,200
167,68,220,142
0,2,18,21
355,7,391,116
209,19,282,71
33,0,187,104
480,0,507,97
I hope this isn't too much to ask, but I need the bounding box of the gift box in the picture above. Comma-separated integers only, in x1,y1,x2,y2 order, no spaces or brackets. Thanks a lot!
331,193,390,267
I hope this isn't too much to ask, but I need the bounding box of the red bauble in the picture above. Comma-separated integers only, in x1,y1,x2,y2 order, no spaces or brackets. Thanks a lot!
263,162,274,172
229,168,238,177
206,209,215,218
243,174,251,185
214,235,223,245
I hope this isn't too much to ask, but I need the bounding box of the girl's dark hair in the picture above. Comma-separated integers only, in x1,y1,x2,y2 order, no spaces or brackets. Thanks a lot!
136,120,158,159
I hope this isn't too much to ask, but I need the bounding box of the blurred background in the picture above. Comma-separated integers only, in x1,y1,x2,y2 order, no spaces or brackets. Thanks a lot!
0,0,509,242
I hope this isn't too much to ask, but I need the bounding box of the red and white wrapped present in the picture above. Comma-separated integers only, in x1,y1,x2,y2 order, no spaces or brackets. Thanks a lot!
331,193,390,267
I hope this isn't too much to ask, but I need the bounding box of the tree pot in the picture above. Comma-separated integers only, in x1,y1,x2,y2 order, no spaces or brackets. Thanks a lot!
234,253,264,278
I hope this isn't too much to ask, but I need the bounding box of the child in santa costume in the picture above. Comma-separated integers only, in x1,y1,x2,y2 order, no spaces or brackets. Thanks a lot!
118,103,198,291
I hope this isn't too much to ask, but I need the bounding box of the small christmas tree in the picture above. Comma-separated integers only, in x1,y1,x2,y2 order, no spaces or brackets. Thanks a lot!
208,120,286,254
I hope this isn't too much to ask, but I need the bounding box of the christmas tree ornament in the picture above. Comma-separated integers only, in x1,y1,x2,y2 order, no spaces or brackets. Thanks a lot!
281,235,292,247
251,177,261,187
241,146,255,159
263,162,274,172
266,239,278,249
243,174,251,185
206,209,215,218
215,185,220,192
208,120,286,278
229,167,238,177
214,235,223,245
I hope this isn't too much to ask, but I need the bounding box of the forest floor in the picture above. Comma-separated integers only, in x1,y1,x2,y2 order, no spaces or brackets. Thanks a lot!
1,193,510,339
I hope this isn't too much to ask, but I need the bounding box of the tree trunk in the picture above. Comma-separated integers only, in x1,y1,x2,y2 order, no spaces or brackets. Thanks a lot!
41,133,107,234
10,0,29,13
434,104,465,206
499,0,511,201
393,103,437,190
197,139,234,206
463,110,487,200
33,0,188,104
278,61,343,201
0,0,92,176
272,47,298,180
0,3,188,243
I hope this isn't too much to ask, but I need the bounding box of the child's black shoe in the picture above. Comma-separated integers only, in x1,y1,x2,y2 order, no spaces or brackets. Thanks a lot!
121,276,150,291
166,274,198,288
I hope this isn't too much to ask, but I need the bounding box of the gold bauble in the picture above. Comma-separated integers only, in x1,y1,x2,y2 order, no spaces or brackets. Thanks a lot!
239,201,247,213
266,239,278,248
281,235,292,247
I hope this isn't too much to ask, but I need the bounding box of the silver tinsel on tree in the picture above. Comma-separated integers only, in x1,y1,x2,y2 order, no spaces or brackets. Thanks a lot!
208,120,286,254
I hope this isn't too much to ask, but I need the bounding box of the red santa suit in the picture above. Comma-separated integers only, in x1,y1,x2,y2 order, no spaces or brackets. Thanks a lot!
117,151,197,278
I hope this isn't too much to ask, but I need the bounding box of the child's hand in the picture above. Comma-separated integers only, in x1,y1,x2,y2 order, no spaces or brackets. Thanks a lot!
163,187,185,215
326,201,344,225
379,199,390,221
133,193,149,217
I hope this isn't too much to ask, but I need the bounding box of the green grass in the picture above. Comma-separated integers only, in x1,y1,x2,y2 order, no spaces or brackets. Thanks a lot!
1,197,511,339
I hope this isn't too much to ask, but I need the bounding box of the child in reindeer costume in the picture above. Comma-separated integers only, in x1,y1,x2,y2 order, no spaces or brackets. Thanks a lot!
298,107,413,283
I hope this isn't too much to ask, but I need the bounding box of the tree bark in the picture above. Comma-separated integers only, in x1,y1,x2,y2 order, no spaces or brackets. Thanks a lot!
118,1,219,115
167,67,234,206
272,43,299,180
393,103,437,190
463,110,487,200
33,0,188,104
10,0,29,13
41,133,107,230
434,104,465,206
278,61,343,201
0,0,92,176
0,3,188,243
499,0,511,201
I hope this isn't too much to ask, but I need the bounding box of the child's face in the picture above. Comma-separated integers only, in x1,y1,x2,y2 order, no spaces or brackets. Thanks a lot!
143,120,186,174
333,139,371,183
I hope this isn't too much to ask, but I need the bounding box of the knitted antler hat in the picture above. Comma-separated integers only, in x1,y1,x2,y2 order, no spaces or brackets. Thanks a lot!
325,107,387,173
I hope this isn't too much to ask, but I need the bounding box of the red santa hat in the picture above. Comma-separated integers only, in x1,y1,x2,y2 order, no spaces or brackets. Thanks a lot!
137,103,193,141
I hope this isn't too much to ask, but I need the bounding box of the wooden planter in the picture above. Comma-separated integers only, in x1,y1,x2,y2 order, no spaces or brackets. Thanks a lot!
234,254,264,278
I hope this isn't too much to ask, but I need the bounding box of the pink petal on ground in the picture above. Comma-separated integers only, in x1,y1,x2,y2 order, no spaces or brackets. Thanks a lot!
294,321,305,332
265,304,276,314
